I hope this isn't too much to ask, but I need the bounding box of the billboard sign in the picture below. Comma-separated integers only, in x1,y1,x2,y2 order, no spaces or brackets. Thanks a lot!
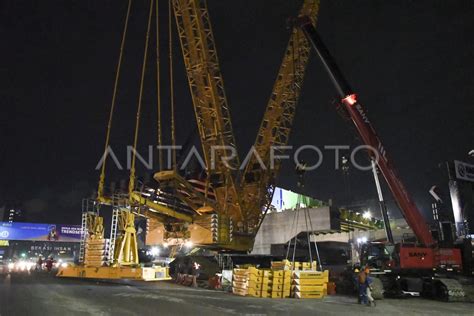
454,160,474,183
0,222,82,242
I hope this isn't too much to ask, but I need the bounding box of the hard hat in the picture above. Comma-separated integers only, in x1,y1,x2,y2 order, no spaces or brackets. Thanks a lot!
354,268,360,273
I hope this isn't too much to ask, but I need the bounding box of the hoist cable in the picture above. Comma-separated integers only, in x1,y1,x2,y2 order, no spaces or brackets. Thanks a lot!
291,204,300,269
307,203,322,270
290,32,299,269
155,0,163,170
129,0,154,194
303,198,313,264
285,200,298,260
98,0,132,199
295,30,313,267
169,0,177,170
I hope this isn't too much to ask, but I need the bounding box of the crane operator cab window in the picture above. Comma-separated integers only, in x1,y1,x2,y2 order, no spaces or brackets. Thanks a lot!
361,243,394,270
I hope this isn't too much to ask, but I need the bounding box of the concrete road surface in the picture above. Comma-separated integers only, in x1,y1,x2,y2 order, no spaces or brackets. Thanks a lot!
0,271,472,316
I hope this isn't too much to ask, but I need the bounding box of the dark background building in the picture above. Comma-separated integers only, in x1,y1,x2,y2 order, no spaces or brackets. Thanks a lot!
0,204,27,223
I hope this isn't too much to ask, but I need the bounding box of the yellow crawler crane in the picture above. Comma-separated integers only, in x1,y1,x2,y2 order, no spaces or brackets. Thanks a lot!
99,0,319,252
72,0,320,267
152,0,320,251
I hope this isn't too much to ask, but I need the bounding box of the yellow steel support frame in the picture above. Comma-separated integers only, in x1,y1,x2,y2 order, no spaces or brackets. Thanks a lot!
171,0,243,223
114,211,139,265
154,170,216,212
240,0,320,231
88,214,105,240
129,191,193,222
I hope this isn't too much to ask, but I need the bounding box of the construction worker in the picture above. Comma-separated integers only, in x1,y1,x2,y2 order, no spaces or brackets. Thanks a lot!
36,256,43,272
365,267,376,307
45,256,54,272
357,267,368,305
353,266,361,303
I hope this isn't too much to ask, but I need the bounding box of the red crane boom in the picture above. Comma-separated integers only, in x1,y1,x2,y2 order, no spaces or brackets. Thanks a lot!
297,16,435,246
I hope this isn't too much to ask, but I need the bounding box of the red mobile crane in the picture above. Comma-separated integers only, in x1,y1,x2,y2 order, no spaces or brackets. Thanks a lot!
296,16,468,300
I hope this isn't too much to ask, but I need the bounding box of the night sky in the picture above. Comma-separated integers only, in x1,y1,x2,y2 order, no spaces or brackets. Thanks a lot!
1,0,473,224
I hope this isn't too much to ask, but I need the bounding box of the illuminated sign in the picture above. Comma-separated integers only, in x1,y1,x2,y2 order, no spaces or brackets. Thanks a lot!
454,160,474,183
0,222,81,242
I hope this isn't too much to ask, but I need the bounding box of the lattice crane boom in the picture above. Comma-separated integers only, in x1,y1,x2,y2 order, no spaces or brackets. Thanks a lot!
239,0,320,230
171,0,243,222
